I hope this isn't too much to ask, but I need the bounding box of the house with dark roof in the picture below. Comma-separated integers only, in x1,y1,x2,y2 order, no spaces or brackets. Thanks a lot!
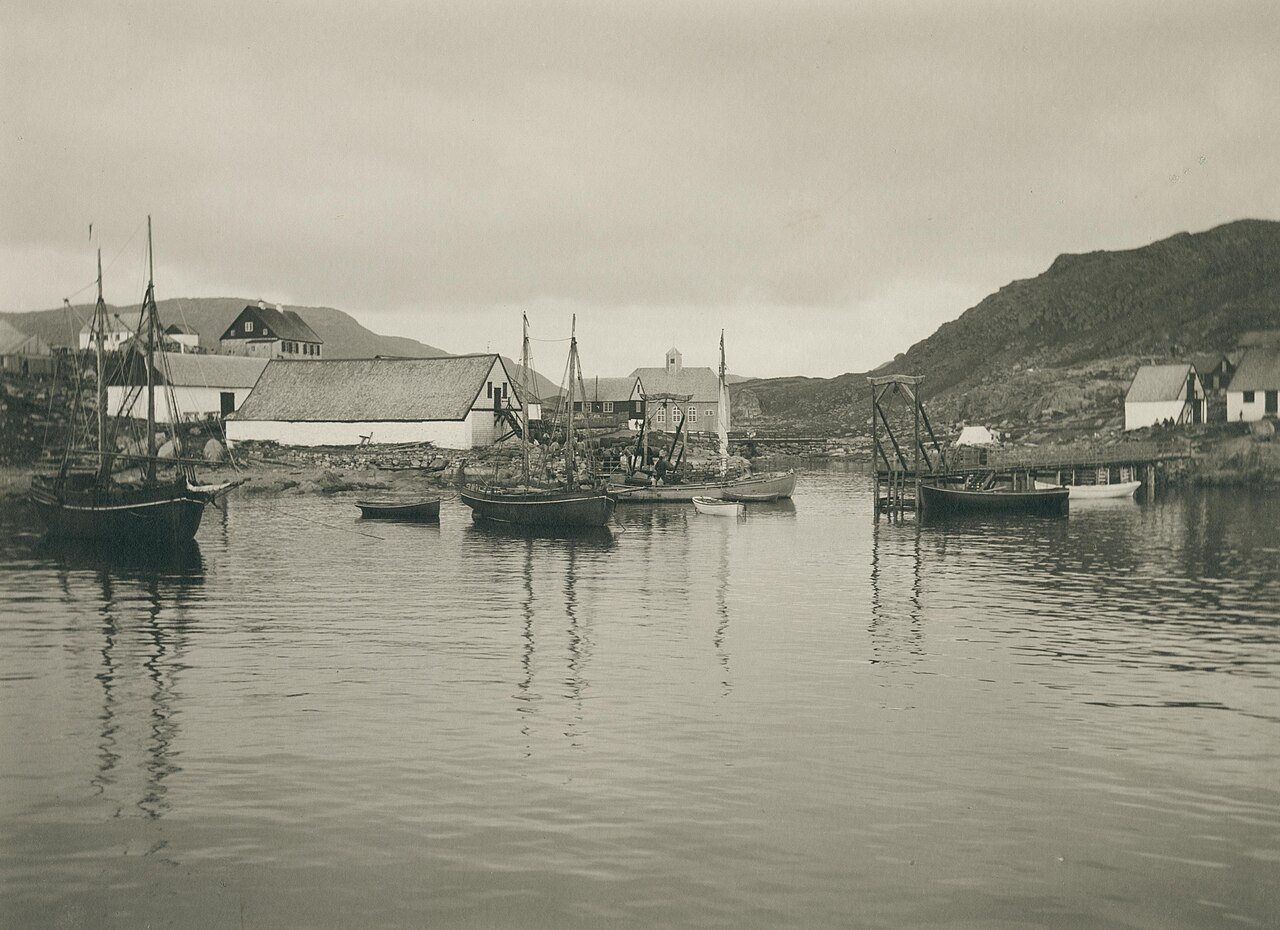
573,375,646,430
107,352,270,422
629,347,724,434
1188,352,1235,393
225,354,521,449
1124,363,1205,430
219,301,324,359
1226,348,1280,422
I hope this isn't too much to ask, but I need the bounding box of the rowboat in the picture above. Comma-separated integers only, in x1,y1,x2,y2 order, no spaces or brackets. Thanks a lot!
612,470,796,503
355,497,441,521
919,482,1069,517
1033,479,1140,500
692,496,744,516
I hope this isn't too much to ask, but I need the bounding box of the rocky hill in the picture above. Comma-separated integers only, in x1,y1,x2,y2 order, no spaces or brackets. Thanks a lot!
733,219,1280,437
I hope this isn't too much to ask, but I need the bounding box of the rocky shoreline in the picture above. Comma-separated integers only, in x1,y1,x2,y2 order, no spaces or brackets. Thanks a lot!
3,420,1277,507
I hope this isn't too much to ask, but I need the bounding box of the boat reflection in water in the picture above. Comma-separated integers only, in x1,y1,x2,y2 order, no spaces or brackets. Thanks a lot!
36,535,206,581
465,518,616,548
37,535,204,822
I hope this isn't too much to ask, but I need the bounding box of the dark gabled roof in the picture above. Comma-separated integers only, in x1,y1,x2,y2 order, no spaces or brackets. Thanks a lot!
1189,352,1230,376
1227,348,1280,392
164,323,195,335
1125,363,1198,403
224,304,323,344
229,355,515,422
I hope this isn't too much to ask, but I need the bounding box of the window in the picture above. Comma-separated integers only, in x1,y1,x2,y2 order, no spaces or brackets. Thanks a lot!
263,327,270,336
1244,391,1256,403
501,383,508,399
487,381,493,398
603,401,613,413
657,407,666,424
244,320,254,333
706,409,714,419
688,406,697,422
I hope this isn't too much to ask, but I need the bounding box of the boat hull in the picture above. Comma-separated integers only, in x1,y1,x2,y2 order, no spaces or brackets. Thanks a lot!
356,498,441,521
611,470,796,503
692,496,744,516
919,483,1069,517
1033,479,1140,500
29,478,209,542
460,487,616,528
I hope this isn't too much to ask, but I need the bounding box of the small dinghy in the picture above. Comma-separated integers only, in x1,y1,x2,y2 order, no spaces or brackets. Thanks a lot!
355,497,441,522
692,496,744,517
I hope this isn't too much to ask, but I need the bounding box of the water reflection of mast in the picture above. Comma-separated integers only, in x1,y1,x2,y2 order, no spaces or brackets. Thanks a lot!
564,541,588,747
139,573,180,819
517,536,536,751
714,524,732,694
868,521,925,663
91,570,121,804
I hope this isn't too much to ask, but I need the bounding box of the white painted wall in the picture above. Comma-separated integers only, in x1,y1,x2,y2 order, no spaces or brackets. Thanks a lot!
107,385,256,423
1227,390,1277,422
1125,400,1189,430
225,418,474,448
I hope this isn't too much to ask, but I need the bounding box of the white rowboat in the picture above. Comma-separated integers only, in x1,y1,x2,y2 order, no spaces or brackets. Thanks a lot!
692,496,744,517
1034,479,1141,500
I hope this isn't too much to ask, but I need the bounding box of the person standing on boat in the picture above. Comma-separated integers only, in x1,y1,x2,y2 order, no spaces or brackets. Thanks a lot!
655,456,668,485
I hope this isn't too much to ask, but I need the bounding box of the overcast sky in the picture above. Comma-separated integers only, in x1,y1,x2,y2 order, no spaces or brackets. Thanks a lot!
2,1,1277,378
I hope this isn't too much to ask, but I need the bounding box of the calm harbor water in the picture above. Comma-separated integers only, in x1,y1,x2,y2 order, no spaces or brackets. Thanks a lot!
0,464,1277,929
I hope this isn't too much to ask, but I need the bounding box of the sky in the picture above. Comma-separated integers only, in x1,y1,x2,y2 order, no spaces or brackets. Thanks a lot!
2,1,1278,379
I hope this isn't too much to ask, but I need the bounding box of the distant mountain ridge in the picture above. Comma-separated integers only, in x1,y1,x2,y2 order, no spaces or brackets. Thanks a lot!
733,218,1280,430
1,298,562,400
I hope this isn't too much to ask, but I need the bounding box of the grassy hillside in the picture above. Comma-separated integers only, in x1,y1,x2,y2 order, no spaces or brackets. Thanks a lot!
733,219,1280,436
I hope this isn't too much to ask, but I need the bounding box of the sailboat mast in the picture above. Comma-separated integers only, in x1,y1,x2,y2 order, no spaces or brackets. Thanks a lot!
521,313,530,486
565,315,576,485
94,250,108,477
718,329,729,476
144,216,157,480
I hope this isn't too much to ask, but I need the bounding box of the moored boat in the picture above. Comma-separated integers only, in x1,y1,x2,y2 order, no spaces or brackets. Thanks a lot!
919,482,1069,517
692,496,744,517
1033,479,1140,500
460,315,616,530
29,221,226,544
609,332,796,504
355,497,442,521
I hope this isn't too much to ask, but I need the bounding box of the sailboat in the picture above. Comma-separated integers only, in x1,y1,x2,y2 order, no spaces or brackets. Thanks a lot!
460,315,617,529
29,219,230,543
609,332,796,503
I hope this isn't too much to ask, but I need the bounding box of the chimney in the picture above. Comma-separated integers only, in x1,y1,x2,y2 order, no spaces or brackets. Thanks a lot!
257,300,266,310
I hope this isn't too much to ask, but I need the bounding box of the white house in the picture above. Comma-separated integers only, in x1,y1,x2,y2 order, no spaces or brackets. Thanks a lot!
78,312,135,350
107,352,269,422
1226,348,1280,422
1124,363,1206,430
225,354,522,449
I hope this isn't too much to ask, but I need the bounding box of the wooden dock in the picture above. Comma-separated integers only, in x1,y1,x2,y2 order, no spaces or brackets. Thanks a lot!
867,374,1194,520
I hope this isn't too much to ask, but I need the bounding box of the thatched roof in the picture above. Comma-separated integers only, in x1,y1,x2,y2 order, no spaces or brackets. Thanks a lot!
230,355,513,422
109,351,269,388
